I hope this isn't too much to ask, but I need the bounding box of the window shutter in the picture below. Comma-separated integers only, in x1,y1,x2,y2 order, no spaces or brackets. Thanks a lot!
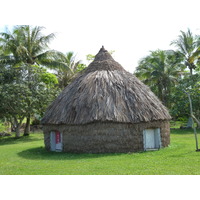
50,131,56,151
155,128,161,149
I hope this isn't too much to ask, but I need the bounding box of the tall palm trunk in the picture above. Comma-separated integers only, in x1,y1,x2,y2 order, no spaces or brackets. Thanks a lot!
158,81,164,105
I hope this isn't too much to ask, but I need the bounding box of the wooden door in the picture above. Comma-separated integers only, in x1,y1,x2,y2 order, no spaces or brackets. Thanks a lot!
55,131,62,151
143,128,161,150
145,129,155,149
50,131,62,152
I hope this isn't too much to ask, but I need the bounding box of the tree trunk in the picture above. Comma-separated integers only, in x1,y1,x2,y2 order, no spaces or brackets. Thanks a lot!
14,117,24,138
185,91,199,150
23,115,30,136
15,125,21,138
9,117,16,132
191,114,200,128
157,81,163,103
186,117,193,128
10,123,14,132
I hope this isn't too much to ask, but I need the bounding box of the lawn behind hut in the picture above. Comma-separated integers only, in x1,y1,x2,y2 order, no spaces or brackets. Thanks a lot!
0,129,200,175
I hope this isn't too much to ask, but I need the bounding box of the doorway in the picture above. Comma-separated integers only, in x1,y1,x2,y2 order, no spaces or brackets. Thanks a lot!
143,128,161,151
50,131,62,152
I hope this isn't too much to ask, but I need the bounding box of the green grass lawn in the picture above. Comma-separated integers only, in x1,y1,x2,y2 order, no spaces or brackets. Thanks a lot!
0,129,200,175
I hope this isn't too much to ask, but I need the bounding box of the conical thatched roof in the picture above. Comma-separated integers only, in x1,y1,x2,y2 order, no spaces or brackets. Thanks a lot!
42,46,171,125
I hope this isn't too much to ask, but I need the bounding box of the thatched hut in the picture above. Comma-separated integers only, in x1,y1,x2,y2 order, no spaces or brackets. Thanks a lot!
41,46,171,153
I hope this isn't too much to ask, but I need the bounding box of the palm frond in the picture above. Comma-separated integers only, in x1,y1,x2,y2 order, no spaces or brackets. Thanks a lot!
38,59,68,69
0,55,21,66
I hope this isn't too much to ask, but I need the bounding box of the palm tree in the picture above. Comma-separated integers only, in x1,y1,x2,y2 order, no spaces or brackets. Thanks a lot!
55,52,85,89
171,29,200,75
0,25,64,135
0,25,65,68
135,50,184,108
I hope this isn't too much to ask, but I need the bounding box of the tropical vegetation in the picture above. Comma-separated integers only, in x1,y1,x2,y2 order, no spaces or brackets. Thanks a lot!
0,25,63,136
135,50,184,108
0,25,84,137
171,29,200,75
55,51,86,89
0,25,200,138
135,29,200,126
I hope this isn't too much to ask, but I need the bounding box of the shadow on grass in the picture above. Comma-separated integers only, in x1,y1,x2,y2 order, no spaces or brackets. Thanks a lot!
168,150,197,157
18,147,124,160
0,135,42,146
170,128,200,135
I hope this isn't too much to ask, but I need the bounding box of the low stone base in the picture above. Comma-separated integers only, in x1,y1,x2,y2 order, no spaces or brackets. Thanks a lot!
43,120,170,153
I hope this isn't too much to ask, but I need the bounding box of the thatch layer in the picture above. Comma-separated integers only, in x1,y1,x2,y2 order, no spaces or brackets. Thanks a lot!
43,120,170,153
42,47,171,125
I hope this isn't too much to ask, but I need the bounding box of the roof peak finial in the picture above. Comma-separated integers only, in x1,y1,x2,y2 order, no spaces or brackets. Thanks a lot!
95,46,113,61
101,45,105,51
99,45,106,53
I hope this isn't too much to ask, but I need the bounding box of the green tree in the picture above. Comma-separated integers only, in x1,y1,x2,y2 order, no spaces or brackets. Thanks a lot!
0,65,59,137
171,73,200,124
171,29,200,75
135,50,184,108
0,26,64,68
55,51,86,89
0,25,63,135
0,83,30,137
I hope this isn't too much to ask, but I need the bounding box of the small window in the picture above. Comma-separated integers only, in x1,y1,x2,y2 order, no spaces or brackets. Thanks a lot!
143,128,161,151
50,131,63,152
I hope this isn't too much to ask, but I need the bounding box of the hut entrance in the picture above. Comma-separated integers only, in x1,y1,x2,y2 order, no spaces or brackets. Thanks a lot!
143,128,161,150
50,131,62,152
